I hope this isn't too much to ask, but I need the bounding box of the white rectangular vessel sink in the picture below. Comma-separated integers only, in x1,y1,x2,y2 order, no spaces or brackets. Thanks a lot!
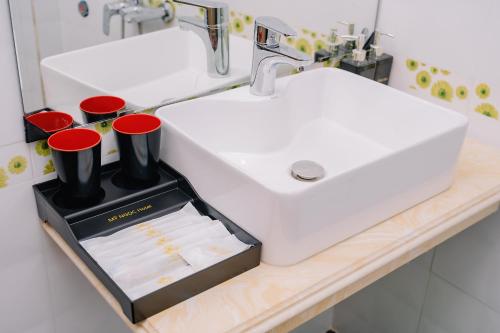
41,27,252,121
157,68,468,266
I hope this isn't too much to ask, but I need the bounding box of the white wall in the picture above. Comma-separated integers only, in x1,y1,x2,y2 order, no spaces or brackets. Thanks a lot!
224,0,378,35
378,0,500,147
0,1,130,332
333,1,500,332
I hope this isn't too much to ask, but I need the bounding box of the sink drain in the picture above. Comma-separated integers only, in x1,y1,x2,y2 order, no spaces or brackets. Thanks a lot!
290,160,325,182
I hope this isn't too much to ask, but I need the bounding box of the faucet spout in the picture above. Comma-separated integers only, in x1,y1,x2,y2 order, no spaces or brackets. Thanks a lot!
174,0,230,77
178,16,229,76
250,17,313,96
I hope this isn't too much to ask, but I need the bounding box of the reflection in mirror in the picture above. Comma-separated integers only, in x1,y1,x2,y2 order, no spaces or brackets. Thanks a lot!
9,0,380,132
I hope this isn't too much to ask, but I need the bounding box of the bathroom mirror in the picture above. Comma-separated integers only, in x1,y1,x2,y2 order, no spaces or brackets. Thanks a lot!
9,0,380,128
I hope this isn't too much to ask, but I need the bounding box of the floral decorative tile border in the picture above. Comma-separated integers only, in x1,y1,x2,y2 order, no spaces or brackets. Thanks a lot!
0,142,33,189
404,58,498,120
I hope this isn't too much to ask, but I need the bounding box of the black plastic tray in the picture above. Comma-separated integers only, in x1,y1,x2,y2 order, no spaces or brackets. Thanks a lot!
33,161,261,323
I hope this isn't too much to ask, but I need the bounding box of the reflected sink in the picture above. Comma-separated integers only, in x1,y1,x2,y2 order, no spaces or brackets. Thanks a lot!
157,68,468,266
41,27,252,122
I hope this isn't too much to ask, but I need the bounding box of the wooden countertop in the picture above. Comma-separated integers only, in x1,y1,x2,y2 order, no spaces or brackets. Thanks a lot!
43,139,500,333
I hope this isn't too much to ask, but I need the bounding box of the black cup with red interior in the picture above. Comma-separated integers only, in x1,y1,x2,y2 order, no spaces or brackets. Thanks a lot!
80,96,125,123
48,128,103,207
25,111,74,133
112,113,161,188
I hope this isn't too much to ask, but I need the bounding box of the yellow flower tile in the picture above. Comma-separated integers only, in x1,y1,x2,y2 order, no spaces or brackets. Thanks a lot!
295,38,313,55
94,121,112,135
0,168,8,188
35,140,51,157
8,155,28,175
431,80,454,102
475,103,498,119
406,59,419,71
416,71,432,89
43,160,55,175
456,86,468,100
475,83,491,99
232,18,244,33
314,39,327,52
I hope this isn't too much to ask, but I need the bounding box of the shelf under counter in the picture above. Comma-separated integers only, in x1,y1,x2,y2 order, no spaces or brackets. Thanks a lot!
42,139,500,333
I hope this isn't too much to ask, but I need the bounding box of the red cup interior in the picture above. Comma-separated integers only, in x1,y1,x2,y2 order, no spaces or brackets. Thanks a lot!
80,96,126,115
112,114,161,135
25,111,73,133
48,128,102,152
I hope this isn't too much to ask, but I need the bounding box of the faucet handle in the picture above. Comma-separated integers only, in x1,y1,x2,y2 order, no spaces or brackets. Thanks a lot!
174,0,228,25
374,31,395,44
103,2,124,36
254,16,296,48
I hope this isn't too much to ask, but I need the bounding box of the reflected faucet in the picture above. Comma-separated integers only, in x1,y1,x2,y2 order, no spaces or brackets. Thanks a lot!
174,0,229,77
103,0,174,37
250,17,313,96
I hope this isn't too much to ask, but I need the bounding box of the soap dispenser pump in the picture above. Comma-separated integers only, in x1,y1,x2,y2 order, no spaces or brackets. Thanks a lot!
370,31,395,85
337,21,356,56
339,34,376,79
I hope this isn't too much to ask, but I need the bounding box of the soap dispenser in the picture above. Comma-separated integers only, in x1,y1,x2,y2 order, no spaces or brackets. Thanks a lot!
339,34,376,79
370,31,395,85
313,28,345,67
314,28,338,63
337,21,356,56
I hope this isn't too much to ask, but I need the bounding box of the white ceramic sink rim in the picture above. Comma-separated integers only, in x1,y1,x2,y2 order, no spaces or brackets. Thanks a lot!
157,68,468,265
160,68,467,196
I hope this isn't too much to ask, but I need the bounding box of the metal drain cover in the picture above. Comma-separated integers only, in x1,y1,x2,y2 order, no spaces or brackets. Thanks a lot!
290,160,325,181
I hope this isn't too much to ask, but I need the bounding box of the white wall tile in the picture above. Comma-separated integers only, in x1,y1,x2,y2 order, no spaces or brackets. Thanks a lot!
41,234,131,333
377,0,500,81
0,141,34,187
466,111,500,147
32,0,63,59
291,308,333,333
9,0,47,112
0,182,54,333
0,0,27,145
21,321,56,333
224,0,379,35
432,210,500,314
0,254,55,333
0,180,43,268
418,275,500,333
378,0,500,148
334,251,433,333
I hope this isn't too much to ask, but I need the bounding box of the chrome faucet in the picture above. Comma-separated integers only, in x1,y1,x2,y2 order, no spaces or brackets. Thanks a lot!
250,17,313,96
174,0,229,77
103,0,174,37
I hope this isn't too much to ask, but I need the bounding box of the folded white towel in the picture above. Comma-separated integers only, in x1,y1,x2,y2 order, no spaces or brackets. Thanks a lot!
79,202,250,300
